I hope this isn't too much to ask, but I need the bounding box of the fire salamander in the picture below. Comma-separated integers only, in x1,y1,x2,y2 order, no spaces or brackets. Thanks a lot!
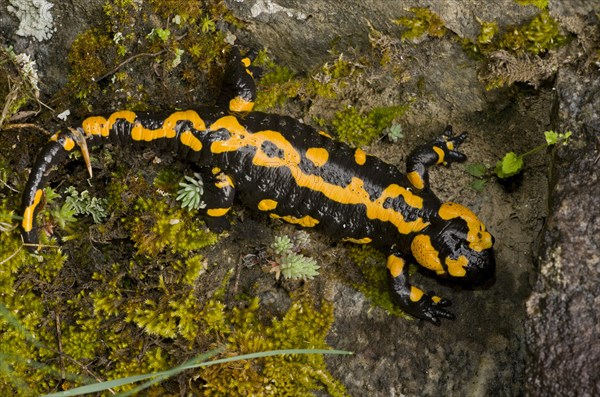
21,48,495,324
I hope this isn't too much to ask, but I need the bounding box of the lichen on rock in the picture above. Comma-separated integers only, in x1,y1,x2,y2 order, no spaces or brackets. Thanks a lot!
7,0,55,42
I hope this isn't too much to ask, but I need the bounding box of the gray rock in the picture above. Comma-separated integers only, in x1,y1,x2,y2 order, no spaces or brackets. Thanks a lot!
524,38,600,397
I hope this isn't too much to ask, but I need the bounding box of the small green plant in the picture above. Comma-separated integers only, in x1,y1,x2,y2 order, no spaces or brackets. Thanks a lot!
63,186,108,223
176,173,206,211
465,163,489,192
466,130,572,190
47,186,108,229
148,28,171,42
51,201,78,229
385,123,404,143
269,232,320,280
271,235,293,256
278,253,320,280
200,15,216,33
495,130,571,179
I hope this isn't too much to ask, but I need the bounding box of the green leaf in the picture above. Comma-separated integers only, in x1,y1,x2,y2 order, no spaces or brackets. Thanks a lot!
544,130,558,145
155,28,170,42
470,179,487,191
495,152,523,179
465,163,487,178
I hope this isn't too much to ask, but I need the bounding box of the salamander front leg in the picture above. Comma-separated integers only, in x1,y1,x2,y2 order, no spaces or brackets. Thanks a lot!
406,125,468,190
200,168,236,232
387,253,454,325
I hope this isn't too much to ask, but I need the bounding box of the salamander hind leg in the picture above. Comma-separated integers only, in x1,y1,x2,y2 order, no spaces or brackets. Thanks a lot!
197,168,236,232
218,46,257,114
387,253,454,325
406,125,468,190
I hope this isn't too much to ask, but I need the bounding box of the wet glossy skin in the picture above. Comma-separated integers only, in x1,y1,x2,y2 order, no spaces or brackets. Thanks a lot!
20,48,495,324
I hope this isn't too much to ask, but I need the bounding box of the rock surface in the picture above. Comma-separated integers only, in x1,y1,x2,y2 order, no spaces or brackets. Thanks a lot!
525,4,600,394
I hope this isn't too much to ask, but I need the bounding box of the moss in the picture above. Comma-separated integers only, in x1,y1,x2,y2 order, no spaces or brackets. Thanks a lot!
514,0,548,9
61,0,230,112
392,7,447,41
462,11,567,89
477,22,499,45
199,296,349,396
127,196,218,256
332,104,409,147
65,28,115,109
0,199,77,395
253,50,300,111
253,50,362,111
498,10,566,55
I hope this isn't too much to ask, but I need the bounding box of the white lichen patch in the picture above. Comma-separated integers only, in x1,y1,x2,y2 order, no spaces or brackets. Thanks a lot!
250,0,308,20
14,51,40,97
7,0,55,42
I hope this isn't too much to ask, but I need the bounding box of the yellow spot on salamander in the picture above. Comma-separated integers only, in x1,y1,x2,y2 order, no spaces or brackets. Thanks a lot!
445,255,468,277
407,171,425,190
180,131,202,151
270,214,320,227
305,147,329,167
258,199,278,211
439,202,493,252
386,255,405,278
209,116,428,235
229,96,255,113
432,295,442,303
409,286,424,302
207,208,230,217
446,141,454,150
212,167,221,175
215,174,234,189
49,133,76,151
433,146,445,164
411,234,445,274
62,137,75,151
354,148,367,165
343,237,372,244
241,57,251,67
22,189,43,232
318,130,334,139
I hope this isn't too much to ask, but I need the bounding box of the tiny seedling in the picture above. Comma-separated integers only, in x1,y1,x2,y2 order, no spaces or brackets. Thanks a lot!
495,130,572,178
467,130,572,191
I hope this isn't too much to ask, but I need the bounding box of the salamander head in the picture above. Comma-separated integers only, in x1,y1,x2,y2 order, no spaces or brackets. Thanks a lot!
410,202,495,286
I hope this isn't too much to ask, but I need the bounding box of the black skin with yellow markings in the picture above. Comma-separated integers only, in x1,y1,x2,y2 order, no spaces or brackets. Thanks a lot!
20,47,495,324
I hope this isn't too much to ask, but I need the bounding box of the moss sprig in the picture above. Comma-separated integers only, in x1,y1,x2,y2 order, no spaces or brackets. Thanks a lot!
392,7,446,42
